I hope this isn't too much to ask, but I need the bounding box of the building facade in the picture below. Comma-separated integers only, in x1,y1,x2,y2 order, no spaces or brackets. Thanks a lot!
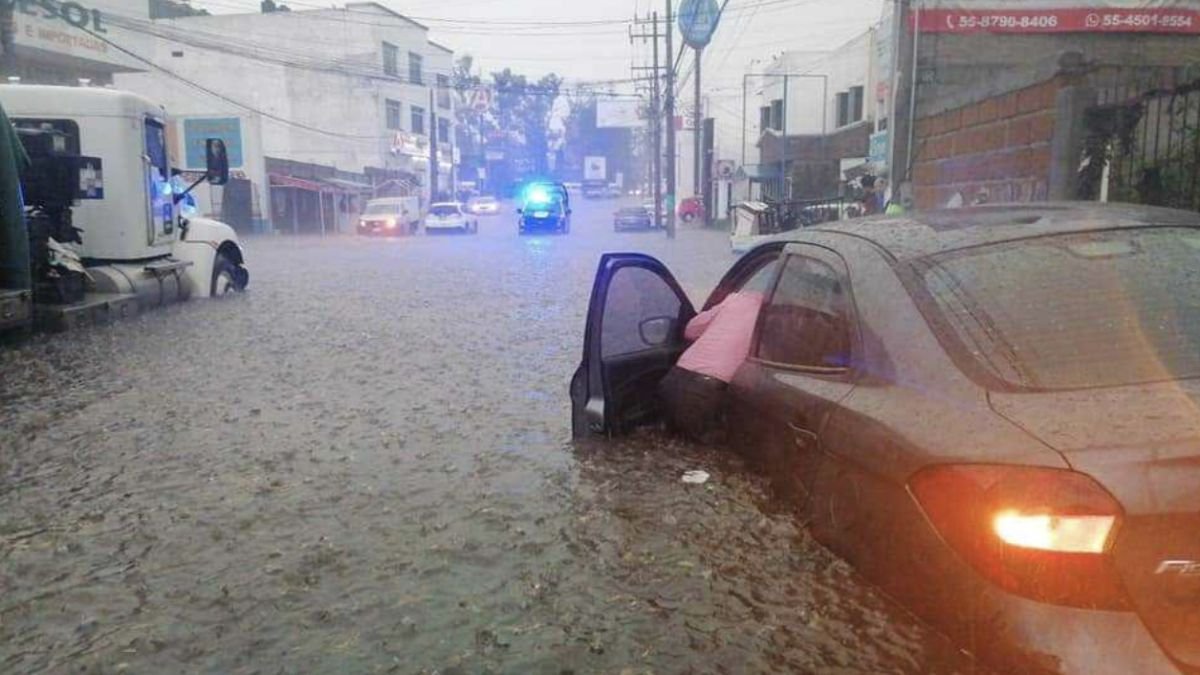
0,0,151,84
749,30,881,202
113,1,456,234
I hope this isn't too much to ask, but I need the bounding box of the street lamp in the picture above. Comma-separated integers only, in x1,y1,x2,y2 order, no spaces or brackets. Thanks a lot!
741,70,828,202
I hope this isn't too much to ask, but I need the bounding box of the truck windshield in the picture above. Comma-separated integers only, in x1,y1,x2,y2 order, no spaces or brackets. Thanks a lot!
920,228,1200,391
364,203,401,215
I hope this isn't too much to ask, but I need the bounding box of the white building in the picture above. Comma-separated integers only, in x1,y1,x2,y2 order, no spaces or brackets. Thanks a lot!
746,30,882,200
114,2,457,234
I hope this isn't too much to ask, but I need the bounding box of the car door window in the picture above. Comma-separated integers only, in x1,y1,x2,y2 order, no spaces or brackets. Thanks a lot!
757,255,852,369
741,257,780,294
602,266,685,358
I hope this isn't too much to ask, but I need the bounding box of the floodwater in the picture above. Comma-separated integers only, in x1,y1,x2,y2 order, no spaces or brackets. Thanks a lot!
1,201,980,674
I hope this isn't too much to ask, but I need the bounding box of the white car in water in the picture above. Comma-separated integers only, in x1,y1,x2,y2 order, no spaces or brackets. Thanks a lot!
424,202,478,234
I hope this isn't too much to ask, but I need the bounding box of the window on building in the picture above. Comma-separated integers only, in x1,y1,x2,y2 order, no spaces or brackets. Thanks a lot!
850,85,864,124
756,256,852,370
836,92,850,127
409,52,424,85
438,118,450,144
382,42,399,77
436,74,451,109
770,99,783,131
759,106,770,133
386,99,402,131
411,105,426,135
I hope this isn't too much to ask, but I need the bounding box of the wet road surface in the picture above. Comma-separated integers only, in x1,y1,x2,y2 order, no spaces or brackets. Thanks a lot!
1,200,981,673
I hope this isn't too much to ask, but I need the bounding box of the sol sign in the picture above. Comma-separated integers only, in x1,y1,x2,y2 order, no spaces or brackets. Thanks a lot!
1,0,107,33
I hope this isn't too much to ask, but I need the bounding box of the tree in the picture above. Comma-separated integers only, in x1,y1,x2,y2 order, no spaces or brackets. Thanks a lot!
488,68,563,186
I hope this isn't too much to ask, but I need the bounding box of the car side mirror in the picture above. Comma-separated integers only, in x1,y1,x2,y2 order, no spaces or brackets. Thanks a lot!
206,138,230,186
516,208,523,214
639,316,675,347
566,209,573,215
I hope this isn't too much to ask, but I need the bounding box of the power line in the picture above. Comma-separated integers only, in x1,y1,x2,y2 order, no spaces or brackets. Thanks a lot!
192,0,811,28
106,15,645,95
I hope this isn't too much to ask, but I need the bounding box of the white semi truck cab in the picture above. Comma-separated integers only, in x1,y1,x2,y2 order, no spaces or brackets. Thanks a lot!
0,85,248,332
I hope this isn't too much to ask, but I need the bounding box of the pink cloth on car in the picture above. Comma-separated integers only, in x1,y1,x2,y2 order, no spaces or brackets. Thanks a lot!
676,292,764,383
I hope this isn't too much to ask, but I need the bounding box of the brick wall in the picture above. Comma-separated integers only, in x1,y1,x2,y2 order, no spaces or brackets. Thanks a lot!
911,78,1061,210
761,122,871,199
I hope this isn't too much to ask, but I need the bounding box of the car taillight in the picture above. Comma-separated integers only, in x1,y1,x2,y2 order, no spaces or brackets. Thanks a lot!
908,464,1130,610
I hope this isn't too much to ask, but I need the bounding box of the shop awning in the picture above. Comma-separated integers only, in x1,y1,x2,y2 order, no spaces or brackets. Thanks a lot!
322,177,373,192
269,173,326,192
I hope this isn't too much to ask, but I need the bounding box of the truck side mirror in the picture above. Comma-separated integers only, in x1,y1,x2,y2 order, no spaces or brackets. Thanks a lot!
206,138,230,186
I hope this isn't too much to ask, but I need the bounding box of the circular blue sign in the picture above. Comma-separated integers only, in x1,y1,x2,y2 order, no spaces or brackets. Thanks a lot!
678,0,721,49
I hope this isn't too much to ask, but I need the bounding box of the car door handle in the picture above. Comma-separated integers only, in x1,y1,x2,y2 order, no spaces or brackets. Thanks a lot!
789,422,819,445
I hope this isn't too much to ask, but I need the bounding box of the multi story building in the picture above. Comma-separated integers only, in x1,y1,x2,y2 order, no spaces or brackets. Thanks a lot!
748,29,882,202
112,1,457,234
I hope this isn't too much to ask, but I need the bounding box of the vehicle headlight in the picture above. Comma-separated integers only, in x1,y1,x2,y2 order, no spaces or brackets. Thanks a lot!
385,218,397,228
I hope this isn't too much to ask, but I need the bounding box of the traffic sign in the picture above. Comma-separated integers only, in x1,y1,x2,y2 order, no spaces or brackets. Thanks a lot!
678,0,721,49
470,87,492,112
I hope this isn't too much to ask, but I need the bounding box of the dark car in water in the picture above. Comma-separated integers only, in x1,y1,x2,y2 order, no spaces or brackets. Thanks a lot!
518,182,571,235
570,203,1200,675
613,206,654,232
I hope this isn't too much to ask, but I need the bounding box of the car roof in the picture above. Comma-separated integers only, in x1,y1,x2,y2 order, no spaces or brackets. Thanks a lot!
795,202,1200,261
430,202,462,208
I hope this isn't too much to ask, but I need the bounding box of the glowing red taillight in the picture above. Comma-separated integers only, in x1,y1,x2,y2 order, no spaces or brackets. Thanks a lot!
908,464,1130,610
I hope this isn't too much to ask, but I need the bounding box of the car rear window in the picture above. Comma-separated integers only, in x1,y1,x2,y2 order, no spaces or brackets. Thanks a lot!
619,208,648,216
918,227,1200,390
430,205,461,216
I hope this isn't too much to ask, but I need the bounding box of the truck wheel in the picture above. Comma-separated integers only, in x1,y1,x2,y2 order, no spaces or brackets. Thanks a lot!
211,253,244,297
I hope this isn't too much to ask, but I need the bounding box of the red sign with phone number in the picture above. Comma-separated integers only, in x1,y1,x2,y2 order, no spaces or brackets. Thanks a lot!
914,7,1200,33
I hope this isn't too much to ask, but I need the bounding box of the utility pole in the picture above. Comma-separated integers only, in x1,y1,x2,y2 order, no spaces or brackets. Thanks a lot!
664,0,676,238
693,48,702,201
429,87,438,206
890,0,917,189
630,12,664,229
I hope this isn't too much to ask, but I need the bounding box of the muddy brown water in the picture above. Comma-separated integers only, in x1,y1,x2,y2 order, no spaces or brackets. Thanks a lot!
1,203,981,674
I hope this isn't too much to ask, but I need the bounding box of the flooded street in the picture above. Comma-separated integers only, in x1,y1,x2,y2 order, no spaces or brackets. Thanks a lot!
1,200,978,674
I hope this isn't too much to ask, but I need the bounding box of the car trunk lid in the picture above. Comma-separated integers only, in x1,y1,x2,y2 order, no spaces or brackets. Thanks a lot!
990,380,1200,668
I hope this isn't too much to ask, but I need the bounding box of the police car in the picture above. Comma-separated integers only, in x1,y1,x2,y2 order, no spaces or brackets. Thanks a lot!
517,182,571,235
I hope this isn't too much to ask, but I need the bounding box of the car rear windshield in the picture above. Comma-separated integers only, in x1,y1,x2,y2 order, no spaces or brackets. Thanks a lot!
430,205,461,216
619,208,648,216
919,227,1200,391
365,203,401,215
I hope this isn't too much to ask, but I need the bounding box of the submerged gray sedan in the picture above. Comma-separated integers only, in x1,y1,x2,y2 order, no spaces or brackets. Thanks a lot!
571,203,1200,674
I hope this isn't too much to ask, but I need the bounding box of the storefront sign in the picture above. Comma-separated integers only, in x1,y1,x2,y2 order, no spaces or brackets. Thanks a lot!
2,0,106,32
869,130,889,166
391,131,428,157
913,2,1200,34
184,118,244,170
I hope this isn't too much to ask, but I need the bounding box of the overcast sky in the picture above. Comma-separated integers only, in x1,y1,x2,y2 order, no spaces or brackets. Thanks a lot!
191,0,886,157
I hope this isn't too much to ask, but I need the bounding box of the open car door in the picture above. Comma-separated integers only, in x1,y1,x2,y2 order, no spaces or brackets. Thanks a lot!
571,253,696,438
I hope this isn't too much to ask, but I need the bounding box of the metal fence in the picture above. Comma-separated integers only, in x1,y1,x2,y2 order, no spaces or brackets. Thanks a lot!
1079,66,1200,212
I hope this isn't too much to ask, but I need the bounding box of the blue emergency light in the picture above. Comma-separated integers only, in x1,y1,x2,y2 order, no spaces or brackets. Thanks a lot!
526,185,552,205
